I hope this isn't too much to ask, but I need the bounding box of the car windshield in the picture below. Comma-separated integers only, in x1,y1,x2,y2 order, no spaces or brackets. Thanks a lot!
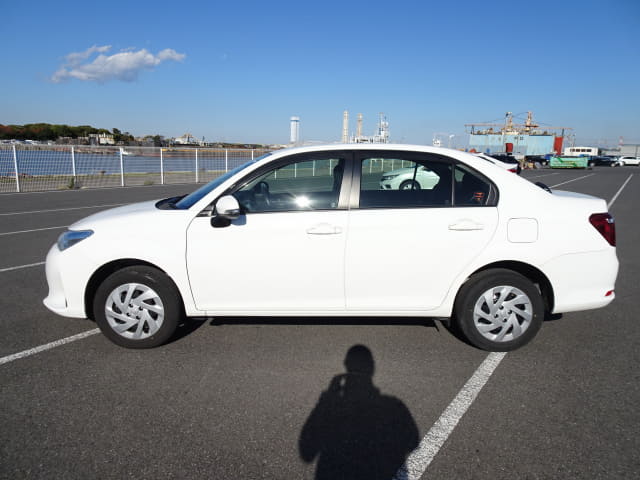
173,156,269,209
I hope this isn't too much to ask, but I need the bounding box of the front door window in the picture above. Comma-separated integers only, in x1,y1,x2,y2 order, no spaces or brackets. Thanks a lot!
234,157,346,213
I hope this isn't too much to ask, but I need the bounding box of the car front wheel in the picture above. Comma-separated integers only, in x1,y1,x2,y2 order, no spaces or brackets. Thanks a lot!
94,265,183,348
454,269,544,351
399,180,420,190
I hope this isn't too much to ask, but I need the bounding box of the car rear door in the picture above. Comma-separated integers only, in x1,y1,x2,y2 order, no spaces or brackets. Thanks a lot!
344,151,499,312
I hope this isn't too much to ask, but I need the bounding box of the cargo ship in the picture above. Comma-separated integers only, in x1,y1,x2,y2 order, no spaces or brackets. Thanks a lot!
466,111,571,159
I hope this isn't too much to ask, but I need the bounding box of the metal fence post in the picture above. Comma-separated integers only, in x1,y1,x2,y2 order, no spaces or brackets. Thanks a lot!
225,149,228,172
119,148,125,186
71,146,76,180
160,148,165,185
251,149,254,160
195,148,199,183
12,145,20,192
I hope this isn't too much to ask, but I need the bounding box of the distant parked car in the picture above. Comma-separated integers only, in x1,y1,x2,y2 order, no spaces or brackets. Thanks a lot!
617,156,640,166
44,144,619,352
587,156,618,167
379,164,441,190
525,155,548,166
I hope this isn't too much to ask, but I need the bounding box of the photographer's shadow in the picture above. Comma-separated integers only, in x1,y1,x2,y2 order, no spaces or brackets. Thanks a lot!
299,345,419,480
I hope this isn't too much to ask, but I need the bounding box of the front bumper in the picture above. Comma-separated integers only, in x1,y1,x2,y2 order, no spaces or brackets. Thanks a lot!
43,244,87,318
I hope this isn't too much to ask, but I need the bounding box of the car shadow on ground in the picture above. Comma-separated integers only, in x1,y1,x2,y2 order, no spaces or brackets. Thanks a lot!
168,316,440,345
166,315,448,347
207,316,440,327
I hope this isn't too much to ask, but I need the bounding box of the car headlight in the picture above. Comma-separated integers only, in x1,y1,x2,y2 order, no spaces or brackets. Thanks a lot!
381,174,398,181
57,230,94,251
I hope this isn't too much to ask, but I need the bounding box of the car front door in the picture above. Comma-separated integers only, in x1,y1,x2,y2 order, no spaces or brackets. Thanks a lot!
345,151,499,312
186,152,351,313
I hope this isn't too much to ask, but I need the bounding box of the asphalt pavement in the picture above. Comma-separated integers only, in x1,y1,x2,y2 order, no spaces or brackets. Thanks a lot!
0,168,638,479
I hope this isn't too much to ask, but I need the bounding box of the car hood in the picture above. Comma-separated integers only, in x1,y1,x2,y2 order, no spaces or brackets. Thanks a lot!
69,200,161,230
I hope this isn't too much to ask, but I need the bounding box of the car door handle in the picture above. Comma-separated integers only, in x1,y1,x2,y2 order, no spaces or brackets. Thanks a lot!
448,220,485,231
306,223,343,235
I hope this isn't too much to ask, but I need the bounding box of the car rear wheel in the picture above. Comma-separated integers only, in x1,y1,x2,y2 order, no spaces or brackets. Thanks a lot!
454,269,544,351
94,265,183,348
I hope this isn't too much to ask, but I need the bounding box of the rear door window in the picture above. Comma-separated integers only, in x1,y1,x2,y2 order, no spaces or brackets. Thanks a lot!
359,155,453,208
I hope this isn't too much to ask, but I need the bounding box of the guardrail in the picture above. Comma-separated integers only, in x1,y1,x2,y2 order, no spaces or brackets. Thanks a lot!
0,145,274,193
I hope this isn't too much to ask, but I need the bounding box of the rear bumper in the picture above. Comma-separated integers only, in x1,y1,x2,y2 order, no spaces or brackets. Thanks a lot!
543,248,618,314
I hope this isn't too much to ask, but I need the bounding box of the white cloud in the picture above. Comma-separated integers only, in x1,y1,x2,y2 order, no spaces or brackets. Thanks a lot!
64,45,112,67
51,46,186,83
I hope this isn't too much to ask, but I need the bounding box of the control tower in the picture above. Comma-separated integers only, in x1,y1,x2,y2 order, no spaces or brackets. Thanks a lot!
290,116,300,144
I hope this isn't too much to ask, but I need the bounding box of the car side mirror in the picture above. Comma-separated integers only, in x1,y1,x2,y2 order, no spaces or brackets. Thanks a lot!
214,195,241,220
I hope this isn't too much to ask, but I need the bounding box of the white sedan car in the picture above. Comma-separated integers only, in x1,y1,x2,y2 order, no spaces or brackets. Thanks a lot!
44,144,618,351
617,156,640,166
379,165,441,190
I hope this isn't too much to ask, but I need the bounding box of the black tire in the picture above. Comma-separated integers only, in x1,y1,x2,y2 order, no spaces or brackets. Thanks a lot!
93,265,183,349
399,180,420,190
454,269,544,351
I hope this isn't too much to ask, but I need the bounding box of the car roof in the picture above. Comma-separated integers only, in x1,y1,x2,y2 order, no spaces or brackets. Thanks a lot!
266,143,486,165
270,143,455,155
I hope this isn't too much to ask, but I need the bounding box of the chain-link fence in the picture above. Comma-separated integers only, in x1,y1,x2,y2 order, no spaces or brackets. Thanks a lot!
0,145,275,193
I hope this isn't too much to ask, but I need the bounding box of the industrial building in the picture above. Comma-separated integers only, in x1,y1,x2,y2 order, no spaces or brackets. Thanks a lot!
466,112,570,157
604,143,640,157
342,111,389,144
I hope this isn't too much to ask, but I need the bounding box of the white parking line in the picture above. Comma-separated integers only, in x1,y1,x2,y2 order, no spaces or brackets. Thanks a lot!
550,174,594,188
395,352,507,480
0,183,182,196
0,225,67,236
526,172,559,179
0,203,126,216
608,174,633,208
0,328,100,366
0,261,45,273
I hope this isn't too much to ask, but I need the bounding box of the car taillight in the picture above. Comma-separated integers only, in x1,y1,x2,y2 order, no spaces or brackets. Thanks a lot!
589,213,616,246
508,167,517,173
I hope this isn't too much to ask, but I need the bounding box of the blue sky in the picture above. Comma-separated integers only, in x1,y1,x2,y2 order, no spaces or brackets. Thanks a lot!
2,0,639,146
